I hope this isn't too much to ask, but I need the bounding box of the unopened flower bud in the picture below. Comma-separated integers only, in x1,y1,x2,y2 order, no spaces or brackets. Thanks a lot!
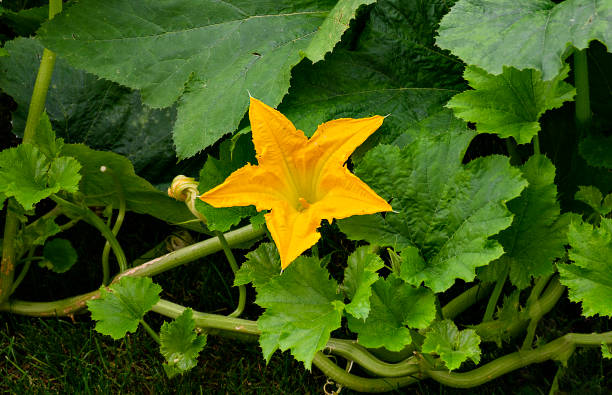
168,175,198,202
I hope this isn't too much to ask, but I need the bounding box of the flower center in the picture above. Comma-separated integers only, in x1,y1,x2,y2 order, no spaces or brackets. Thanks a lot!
298,197,311,211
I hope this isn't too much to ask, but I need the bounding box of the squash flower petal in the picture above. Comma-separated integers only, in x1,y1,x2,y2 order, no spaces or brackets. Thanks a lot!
200,97,392,269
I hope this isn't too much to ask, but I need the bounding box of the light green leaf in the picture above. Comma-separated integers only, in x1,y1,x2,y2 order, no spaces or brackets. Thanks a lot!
256,256,344,369
60,144,199,231
436,0,612,80
234,243,281,288
347,275,435,351
303,0,376,63
558,218,612,318
279,0,465,150
0,38,177,183
0,144,81,210
481,155,571,289
160,308,207,378
196,134,258,232
40,238,78,274
422,320,481,371
33,112,63,159
37,0,339,159
17,216,61,250
579,135,612,169
337,214,412,252
447,66,575,144
341,129,527,292
602,343,612,359
575,185,612,216
342,246,384,320
87,277,162,339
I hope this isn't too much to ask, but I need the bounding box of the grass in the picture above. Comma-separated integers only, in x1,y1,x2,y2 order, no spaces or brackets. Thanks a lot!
1,211,611,394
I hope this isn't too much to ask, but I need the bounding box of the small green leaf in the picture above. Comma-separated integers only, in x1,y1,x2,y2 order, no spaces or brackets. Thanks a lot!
602,343,612,359
579,135,612,169
303,0,376,63
558,218,612,318
41,238,78,274
422,320,481,371
575,185,604,212
447,66,575,144
87,277,162,339
234,243,280,288
342,246,384,320
347,275,436,351
256,256,344,369
196,134,258,232
437,0,612,80
33,112,64,159
160,308,206,378
0,144,81,209
17,216,61,250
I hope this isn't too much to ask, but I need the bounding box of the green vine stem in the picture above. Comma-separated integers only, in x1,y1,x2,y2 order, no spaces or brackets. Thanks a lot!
442,282,494,319
51,195,128,272
0,0,63,304
574,49,591,136
422,331,610,389
9,249,36,295
139,319,161,344
0,224,265,316
101,167,127,285
505,137,521,166
0,201,20,303
482,266,509,322
215,231,246,318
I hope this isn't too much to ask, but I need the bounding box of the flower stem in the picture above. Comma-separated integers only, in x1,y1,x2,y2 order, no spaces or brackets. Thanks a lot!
139,319,160,344
215,231,246,318
0,0,63,303
574,49,591,136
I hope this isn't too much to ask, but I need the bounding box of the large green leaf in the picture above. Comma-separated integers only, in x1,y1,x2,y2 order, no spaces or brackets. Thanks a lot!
436,0,612,80
256,255,344,369
303,0,376,63
558,218,612,318
37,0,341,159
87,276,162,339
479,155,572,289
0,38,176,182
339,129,527,292
279,0,465,148
160,308,207,378
342,246,384,320
60,144,198,231
422,319,481,371
347,275,435,351
447,66,575,144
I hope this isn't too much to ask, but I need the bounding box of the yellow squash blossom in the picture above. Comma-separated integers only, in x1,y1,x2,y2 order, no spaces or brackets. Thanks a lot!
200,98,392,269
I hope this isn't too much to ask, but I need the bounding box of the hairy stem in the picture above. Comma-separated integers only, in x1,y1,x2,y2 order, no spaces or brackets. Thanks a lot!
482,266,508,322
0,0,63,304
215,231,246,318
574,49,591,136
0,201,20,303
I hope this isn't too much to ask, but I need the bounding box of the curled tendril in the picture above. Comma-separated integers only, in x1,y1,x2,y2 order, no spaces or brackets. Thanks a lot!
168,175,207,223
